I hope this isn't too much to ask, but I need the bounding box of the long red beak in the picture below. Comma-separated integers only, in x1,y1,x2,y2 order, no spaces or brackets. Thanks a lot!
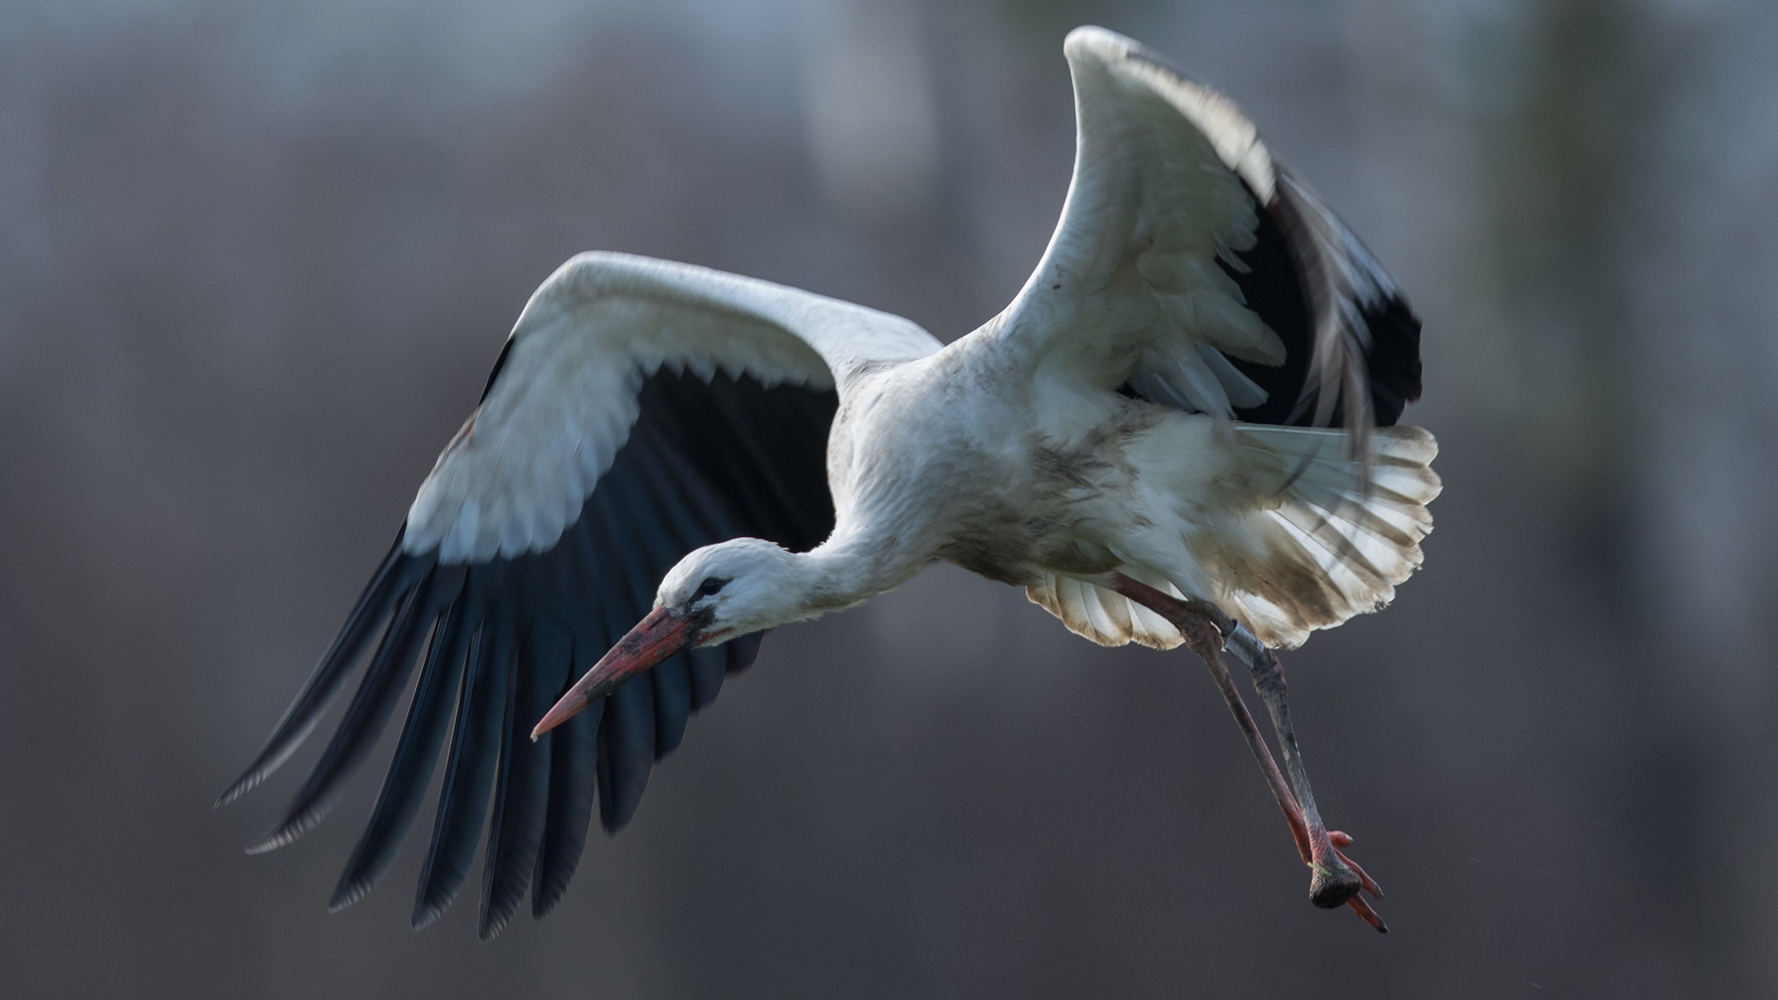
531,606,702,740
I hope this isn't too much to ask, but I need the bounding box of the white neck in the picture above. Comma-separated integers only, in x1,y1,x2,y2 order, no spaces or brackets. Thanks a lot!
793,525,928,614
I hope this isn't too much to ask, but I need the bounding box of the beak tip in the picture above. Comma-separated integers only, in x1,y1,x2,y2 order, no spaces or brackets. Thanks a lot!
531,605,694,743
531,696,580,740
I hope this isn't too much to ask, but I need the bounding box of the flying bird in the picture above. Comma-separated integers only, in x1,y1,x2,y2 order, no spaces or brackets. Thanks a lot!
220,26,1437,938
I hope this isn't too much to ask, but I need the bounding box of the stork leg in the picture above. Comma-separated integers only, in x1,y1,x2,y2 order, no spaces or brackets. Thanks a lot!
1107,573,1385,931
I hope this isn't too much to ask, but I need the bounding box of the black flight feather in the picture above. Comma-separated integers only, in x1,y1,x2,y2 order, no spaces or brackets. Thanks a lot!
331,577,478,911
412,578,513,929
584,462,665,831
229,369,839,938
478,605,564,940
687,646,727,712
248,565,465,854
516,535,608,919
597,673,657,835
1196,179,1423,431
218,535,434,807
725,630,767,676
532,663,601,919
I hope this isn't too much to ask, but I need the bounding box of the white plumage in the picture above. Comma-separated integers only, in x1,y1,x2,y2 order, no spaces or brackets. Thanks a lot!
224,25,1437,939
404,254,940,562
1028,422,1438,651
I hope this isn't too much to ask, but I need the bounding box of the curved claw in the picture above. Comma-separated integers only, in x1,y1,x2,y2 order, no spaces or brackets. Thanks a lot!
1346,894,1388,933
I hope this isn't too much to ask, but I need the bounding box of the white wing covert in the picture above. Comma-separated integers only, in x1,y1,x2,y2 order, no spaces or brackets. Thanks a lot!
409,252,939,563
992,26,1422,432
221,252,941,940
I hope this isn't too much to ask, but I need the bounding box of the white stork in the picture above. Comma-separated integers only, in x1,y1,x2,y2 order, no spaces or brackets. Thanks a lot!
220,26,1438,938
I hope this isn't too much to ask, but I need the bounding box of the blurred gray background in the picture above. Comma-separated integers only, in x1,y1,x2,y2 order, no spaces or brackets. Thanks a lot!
3,0,1776,996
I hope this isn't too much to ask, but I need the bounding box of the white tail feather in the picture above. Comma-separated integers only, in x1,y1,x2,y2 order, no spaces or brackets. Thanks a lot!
1024,424,1440,651
1027,567,1188,650
1216,424,1440,648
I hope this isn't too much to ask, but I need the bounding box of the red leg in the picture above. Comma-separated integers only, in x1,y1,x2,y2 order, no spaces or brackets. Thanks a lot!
1225,624,1365,908
1185,610,1314,865
1107,574,1384,931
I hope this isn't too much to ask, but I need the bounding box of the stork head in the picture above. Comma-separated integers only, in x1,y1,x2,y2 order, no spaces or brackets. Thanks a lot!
531,538,813,739
653,537,816,645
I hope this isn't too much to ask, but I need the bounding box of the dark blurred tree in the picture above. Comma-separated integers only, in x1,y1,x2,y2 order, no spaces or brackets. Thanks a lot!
1484,0,1667,581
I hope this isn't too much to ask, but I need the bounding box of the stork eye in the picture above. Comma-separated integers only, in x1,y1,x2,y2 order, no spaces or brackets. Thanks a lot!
695,577,728,598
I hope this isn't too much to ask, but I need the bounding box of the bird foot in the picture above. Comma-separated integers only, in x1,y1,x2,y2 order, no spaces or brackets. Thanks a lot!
1326,831,1386,930
1280,796,1384,929
1311,853,1365,908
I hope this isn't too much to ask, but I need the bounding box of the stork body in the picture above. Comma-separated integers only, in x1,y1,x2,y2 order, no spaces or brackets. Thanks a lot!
799,346,1274,591
642,344,1235,625
222,27,1436,938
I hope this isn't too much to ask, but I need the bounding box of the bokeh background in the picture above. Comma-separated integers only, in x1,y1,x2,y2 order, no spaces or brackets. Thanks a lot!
3,0,1777,996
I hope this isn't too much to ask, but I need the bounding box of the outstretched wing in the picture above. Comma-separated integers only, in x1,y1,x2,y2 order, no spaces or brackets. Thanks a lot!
219,252,941,939
991,26,1421,432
